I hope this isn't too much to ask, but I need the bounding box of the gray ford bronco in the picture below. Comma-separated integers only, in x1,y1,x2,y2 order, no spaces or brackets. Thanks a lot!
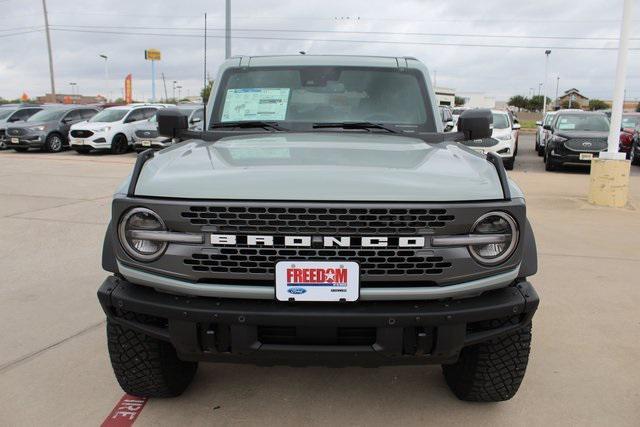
98,55,539,402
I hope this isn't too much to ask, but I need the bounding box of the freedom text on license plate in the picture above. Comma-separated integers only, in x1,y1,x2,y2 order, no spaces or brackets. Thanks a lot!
142,140,151,147
275,261,359,302
579,153,593,161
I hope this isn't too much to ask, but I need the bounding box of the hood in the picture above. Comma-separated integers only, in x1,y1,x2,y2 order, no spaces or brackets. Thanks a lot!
71,121,113,130
491,127,511,138
554,130,608,139
6,120,55,130
133,132,507,202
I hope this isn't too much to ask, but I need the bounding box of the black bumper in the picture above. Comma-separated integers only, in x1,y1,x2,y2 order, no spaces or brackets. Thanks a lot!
98,276,539,367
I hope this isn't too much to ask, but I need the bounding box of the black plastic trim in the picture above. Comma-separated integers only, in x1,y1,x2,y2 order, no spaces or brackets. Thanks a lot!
127,149,154,197
486,152,511,200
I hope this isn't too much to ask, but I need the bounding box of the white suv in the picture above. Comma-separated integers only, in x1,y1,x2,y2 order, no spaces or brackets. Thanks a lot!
69,105,163,154
460,110,519,170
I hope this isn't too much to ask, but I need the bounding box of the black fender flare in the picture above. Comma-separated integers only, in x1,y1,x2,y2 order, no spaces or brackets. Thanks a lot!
102,221,119,273
518,218,538,278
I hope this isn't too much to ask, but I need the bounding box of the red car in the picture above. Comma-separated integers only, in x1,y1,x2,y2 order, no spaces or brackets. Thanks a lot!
619,113,640,157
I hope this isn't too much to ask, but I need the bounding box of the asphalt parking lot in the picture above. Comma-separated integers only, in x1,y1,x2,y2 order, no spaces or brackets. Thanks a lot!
1,134,639,426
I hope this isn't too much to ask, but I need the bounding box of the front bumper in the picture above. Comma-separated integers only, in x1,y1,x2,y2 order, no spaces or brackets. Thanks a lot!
6,133,46,148
132,138,172,151
98,276,539,366
69,132,111,150
468,139,514,158
549,149,603,165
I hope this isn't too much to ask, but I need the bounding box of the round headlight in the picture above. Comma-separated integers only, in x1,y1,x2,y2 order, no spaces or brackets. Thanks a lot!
118,207,167,261
469,212,518,265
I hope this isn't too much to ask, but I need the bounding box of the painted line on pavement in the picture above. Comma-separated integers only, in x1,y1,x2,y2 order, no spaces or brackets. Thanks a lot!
101,394,149,427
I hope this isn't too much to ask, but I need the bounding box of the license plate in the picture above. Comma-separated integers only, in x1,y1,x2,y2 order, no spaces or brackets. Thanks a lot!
75,139,84,145
142,140,151,147
11,137,19,144
579,153,593,161
275,261,359,302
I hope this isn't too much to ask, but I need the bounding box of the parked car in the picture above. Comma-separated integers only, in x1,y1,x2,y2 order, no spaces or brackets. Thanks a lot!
618,113,640,159
451,106,467,128
132,105,204,152
69,105,164,154
438,105,454,132
543,111,609,171
0,105,44,149
98,55,539,402
5,106,98,152
459,110,519,169
535,111,556,156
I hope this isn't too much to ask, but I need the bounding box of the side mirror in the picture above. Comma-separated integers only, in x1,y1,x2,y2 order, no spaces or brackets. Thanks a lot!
158,108,188,138
444,120,454,131
457,109,492,139
512,123,521,130
543,124,553,131
536,121,542,126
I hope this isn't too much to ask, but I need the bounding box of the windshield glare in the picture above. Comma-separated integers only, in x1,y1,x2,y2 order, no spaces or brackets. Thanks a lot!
213,67,431,128
555,114,610,132
27,109,67,122
89,109,127,123
492,113,510,129
0,109,17,120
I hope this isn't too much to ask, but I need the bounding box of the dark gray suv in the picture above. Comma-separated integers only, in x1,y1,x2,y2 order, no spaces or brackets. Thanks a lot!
0,106,44,149
6,106,99,152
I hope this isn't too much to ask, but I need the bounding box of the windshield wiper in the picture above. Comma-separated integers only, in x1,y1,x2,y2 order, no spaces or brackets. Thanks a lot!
313,122,399,134
209,121,288,131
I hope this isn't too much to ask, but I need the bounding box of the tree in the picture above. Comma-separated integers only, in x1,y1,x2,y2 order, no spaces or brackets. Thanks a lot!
508,95,528,111
454,96,465,106
588,99,609,111
201,79,214,103
526,95,552,112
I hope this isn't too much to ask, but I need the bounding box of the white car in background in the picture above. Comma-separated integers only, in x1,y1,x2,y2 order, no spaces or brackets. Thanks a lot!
460,110,519,170
451,107,468,128
69,104,167,154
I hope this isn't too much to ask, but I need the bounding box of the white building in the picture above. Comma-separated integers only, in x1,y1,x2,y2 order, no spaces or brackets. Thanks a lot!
434,86,456,106
458,92,496,109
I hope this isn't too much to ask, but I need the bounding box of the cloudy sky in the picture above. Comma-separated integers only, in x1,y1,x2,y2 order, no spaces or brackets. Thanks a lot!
1,0,639,102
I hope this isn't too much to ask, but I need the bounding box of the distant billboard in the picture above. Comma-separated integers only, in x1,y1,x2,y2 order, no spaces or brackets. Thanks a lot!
144,49,161,61
124,74,132,104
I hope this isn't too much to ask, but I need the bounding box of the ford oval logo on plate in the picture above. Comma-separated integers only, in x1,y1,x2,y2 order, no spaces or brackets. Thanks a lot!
287,287,307,295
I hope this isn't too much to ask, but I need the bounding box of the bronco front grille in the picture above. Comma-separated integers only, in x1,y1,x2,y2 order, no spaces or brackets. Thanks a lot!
184,247,452,278
70,129,94,138
180,206,455,234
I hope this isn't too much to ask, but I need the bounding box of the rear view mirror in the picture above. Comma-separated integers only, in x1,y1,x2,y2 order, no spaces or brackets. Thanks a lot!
543,124,553,131
457,109,492,140
157,108,188,138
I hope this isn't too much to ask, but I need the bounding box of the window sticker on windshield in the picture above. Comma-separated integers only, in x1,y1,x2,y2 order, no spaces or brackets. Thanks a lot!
221,88,290,122
557,123,576,130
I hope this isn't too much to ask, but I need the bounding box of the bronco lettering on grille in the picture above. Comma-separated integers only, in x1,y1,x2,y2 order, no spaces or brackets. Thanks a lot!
210,234,426,248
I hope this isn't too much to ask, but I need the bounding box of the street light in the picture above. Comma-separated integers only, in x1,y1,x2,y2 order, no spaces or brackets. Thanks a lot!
173,80,177,101
177,85,182,100
542,50,551,115
99,54,109,102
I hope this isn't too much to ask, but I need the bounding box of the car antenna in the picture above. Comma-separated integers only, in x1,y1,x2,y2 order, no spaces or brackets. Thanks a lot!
202,12,207,131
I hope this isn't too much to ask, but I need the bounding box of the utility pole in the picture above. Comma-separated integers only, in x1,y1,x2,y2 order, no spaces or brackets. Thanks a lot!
542,50,551,115
225,0,231,59
555,76,560,109
161,72,168,102
203,12,208,130
172,81,177,101
41,0,56,102
99,54,109,102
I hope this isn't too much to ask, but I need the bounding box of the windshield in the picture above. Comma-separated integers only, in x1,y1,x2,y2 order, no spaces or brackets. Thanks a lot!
555,114,609,132
544,113,555,125
89,109,128,123
621,115,640,129
492,113,510,129
0,109,17,120
27,109,67,122
212,66,432,129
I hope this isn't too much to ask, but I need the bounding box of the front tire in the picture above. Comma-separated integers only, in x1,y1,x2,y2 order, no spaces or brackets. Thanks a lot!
545,152,558,171
44,133,64,153
110,134,129,154
442,320,532,402
107,316,198,398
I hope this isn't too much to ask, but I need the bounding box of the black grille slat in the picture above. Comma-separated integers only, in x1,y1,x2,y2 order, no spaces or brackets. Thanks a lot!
70,129,94,138
181,206,455,234
7,127,27,136
135,129,159,138
563,137,607,152
184,248,452,277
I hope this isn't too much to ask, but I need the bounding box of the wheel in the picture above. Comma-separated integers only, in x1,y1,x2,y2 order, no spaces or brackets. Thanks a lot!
110,134,129,154
442,319,532,402
0,140,6,150
545,154,557,171
13,147,29,152
537,145,544,157
503,157,514,170
107,315,198,398
513,142,518,157
74,147,91,154
44,133,64,153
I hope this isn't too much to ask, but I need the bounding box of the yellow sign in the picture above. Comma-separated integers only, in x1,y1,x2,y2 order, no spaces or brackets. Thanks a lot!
144,49,161,61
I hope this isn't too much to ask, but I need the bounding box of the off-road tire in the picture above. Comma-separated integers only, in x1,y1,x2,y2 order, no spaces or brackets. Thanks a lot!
107,316,198,398
442,320,532,402
111,134,129,154
44,133,64,153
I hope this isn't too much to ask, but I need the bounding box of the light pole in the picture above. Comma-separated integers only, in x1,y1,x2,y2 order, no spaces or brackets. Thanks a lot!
555,76,560,109
225,0,231,59
173,80,177,101
177,85,182,100
99,54,109,102
542,50,551,115
537,83,542,97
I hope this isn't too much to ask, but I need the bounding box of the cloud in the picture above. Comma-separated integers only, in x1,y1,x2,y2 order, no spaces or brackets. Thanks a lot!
0,0,638,101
